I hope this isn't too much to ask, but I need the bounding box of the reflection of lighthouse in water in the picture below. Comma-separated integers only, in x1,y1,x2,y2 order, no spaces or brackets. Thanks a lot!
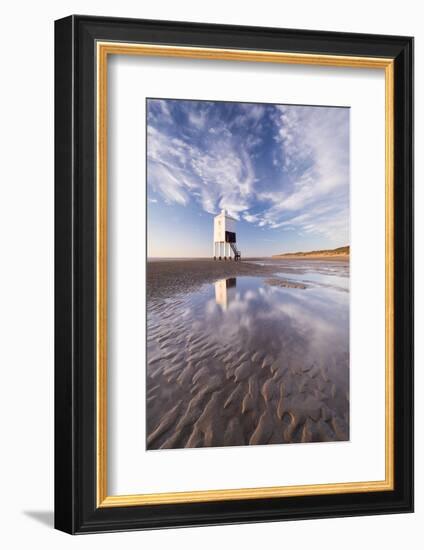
214,278,237,310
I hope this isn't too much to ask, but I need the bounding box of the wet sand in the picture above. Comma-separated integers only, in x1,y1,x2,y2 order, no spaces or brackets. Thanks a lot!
147,259,279,299
147,259,349,450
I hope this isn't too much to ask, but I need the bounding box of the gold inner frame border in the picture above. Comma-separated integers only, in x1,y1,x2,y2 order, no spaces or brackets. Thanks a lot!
96,42,394,508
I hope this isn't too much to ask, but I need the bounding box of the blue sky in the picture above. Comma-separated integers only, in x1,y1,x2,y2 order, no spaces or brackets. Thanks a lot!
147,98,349,257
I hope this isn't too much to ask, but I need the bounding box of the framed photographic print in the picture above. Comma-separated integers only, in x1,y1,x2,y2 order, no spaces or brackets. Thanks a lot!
54,15,414,534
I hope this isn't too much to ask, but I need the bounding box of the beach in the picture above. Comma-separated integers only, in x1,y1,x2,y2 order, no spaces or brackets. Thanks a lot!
147,258,349,450
271,254,349,261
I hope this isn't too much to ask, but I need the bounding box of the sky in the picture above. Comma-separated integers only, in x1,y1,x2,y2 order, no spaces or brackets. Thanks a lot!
147,98,349,258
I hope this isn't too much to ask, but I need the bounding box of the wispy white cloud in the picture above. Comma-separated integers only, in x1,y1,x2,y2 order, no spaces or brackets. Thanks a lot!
243,212,260,223
147,112,256,220
255,106,350,243
147,100,349,245
188,110,207,129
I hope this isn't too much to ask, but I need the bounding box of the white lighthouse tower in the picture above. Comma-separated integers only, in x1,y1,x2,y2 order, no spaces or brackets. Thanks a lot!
213,209,241,261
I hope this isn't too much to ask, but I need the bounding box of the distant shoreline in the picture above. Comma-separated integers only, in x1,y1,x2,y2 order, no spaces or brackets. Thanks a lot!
148,246,350,262
147,255,349,262
272,245,349,261
271,254,349,261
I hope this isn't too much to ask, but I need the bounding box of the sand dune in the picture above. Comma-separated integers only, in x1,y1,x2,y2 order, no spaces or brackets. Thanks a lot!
272,245,349,261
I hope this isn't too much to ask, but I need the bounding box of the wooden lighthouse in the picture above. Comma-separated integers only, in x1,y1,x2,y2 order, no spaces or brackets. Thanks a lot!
213,209,241,261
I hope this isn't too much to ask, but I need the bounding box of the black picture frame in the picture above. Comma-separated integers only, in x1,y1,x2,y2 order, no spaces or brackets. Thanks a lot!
55,15,414,534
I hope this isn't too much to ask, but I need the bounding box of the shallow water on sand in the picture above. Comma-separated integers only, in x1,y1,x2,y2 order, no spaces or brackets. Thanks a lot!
147,261,349,450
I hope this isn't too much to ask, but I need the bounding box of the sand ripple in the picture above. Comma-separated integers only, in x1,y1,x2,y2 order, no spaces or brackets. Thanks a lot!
146,261,349,450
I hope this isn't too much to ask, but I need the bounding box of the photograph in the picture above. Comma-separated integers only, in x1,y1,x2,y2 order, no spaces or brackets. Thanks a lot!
52,12,413,535
146,98,350,450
